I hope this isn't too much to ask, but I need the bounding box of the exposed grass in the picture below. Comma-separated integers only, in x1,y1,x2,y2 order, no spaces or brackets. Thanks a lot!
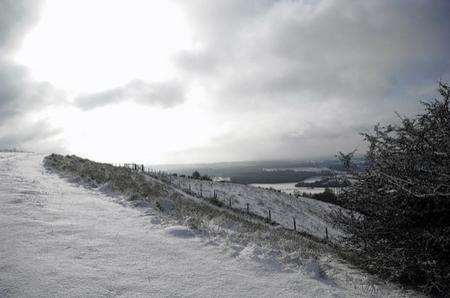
204,196,225,207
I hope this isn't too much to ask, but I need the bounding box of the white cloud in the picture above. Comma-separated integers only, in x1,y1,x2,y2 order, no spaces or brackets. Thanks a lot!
0,0,64,152
2,0,449,162
75,79,186,110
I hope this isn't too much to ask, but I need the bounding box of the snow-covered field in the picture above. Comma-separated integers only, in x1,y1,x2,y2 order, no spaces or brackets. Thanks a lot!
168,176,341,240
0,153,416,297
250,182,327,195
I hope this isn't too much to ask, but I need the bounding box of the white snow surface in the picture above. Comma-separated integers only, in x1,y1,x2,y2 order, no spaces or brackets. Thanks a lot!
0,153,416,297
250,182,328,195
168,176,342,240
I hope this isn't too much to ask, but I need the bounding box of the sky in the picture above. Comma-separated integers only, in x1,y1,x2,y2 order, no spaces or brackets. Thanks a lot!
1,0,449,164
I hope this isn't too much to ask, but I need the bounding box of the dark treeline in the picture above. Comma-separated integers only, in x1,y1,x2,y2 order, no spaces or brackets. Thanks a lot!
295,177,350,188
230,170,332,184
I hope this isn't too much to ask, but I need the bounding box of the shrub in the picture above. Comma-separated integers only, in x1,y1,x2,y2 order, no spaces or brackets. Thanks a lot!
335,83,450,296
192,170,201,179
205,196,224,207
200,174,212,181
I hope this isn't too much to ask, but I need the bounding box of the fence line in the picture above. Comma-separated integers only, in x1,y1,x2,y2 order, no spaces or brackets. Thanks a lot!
114,162,331,242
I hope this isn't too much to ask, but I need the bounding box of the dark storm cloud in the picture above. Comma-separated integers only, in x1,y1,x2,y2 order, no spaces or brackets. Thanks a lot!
0,0,63,151
177,0,450,104
0,119,62,149
169,0,450,161
0,61,57,122
75,79,186,111
0,0,45,123
0,60,63,151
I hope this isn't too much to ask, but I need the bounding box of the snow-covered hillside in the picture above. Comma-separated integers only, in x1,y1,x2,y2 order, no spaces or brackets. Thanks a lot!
162,175,342,241
0,153,416,297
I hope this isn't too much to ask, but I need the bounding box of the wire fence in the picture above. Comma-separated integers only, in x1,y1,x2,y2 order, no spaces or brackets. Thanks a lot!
113,162,331,242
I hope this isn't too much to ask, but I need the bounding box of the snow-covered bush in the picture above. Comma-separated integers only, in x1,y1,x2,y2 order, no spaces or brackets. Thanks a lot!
335,83,450,296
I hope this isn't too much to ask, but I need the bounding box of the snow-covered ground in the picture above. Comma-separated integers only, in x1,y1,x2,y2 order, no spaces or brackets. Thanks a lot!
0,153,416,297
168,176,342,240
250,182,327,195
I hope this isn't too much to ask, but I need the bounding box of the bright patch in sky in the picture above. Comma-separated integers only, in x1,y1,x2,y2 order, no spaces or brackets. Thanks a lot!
44,100,218,164
14,0,214,163
15,0,194,93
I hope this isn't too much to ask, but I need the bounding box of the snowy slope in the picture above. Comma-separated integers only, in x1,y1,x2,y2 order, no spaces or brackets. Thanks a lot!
165,175,342,240
0,153,416,297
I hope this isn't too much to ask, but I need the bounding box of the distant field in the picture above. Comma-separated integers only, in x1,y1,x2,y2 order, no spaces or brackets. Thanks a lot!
148,158,364,184
250,182,327,195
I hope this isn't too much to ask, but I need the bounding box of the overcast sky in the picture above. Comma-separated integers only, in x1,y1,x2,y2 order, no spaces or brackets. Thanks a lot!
1,0,449,164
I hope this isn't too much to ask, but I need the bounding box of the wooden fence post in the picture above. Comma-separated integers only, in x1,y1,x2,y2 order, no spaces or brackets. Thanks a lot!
293,217,296,231
268,209,271,223
325,227,329,241
229,197,232,207
246,203,249,214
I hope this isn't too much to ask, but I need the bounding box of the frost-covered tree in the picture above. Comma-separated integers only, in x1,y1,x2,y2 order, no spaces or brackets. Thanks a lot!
335,83,450,296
